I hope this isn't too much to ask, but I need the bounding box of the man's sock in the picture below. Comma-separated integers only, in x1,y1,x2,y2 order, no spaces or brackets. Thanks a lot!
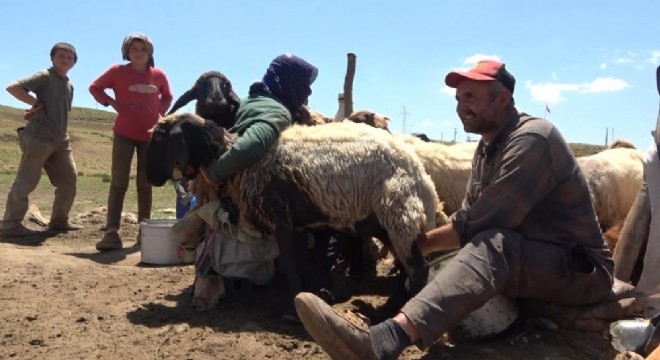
370,318,412,360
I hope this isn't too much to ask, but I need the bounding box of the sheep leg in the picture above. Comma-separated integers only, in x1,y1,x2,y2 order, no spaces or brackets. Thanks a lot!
381,240,428,315
404,240,428,293
309,231,349,304
347,234,366,281
274,228,303,323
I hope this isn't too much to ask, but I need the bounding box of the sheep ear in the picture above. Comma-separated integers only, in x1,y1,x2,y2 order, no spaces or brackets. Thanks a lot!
229,90,240,118
167,123,190,177
167,89,196,115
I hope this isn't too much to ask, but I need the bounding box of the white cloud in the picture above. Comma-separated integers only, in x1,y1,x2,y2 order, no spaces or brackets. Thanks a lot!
526,77,629,105
584,77,629,93
463,54,501,66
440,86,455,97
447,54,503,73
614,58,634,65
420,119,433,129
648,50,660,65
599,63,607,70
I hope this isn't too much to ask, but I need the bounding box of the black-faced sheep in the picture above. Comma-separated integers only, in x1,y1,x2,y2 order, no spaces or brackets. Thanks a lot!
166,71,241,205
411,133,431,142
146,113,442,319
167,71,240,129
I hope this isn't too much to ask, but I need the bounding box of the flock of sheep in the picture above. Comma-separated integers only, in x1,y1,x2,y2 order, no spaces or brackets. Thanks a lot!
146,71,645,321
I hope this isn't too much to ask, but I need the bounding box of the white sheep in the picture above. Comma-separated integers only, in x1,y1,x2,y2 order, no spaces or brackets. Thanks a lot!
147,113,443,319
577,147,644,231
394,134,474,215
396,135,643,235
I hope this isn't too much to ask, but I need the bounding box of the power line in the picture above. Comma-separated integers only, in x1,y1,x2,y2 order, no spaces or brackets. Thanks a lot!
400,105,411,133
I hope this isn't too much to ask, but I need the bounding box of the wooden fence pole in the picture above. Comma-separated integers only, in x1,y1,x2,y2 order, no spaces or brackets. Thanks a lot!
343,53,356,117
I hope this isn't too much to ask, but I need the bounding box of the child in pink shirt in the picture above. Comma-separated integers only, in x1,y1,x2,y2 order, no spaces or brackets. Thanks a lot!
90,33,173,251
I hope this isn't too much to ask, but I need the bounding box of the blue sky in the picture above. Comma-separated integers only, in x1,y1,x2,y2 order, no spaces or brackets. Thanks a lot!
1,0,659,149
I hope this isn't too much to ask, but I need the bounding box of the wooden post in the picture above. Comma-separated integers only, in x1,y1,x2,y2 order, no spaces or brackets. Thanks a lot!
613,180,651,282
343,53,356,117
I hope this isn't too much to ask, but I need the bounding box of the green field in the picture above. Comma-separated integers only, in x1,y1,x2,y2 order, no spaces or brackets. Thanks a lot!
0,104,176,218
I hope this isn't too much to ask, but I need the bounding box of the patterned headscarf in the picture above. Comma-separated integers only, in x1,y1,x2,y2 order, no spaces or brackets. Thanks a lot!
121,33,155,67
250,54,318,115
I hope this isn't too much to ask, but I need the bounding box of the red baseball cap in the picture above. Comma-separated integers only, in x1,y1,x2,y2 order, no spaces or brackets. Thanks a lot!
445,60,516,94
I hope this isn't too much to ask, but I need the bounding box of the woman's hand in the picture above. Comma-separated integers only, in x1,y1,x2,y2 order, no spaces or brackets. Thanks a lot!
199,166,222,192
187,178,198,194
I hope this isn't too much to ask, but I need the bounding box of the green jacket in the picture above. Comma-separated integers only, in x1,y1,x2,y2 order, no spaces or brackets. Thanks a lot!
207,94,291,182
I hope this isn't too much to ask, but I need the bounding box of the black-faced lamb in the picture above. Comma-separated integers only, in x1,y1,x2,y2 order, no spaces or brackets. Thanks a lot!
146,113,442,319
167,71,240,129
167,71,241,205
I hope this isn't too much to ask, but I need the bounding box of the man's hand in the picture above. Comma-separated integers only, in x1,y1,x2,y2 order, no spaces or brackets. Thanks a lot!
416,223,462,257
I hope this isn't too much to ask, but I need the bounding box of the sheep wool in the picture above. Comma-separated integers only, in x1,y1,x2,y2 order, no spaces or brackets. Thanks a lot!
226,121,440,275
577,147,644,231
394,134,475,216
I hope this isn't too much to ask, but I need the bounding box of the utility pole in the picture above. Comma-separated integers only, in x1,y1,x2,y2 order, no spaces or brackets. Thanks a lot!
453,128,457,143
605,127,609,147
400,106,411,133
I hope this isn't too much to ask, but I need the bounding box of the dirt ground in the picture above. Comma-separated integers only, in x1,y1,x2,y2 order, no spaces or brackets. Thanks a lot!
0,207,621,360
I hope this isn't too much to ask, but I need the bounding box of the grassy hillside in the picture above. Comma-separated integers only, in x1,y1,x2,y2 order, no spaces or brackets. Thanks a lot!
0,104,175,217
0,104,606,218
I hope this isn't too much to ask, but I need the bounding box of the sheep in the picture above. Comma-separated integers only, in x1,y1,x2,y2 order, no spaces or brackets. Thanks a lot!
395,134,474,216
608,139,637,149
346,110,391,132
146,113,442,320
167,71,240,129
293,105,332,126
166,71,241,205
396,135,643,234
449,140,479,155
411,133,431,142
577,147,644,231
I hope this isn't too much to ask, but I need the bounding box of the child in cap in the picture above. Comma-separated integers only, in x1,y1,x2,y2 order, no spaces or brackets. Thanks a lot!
1,42,83,237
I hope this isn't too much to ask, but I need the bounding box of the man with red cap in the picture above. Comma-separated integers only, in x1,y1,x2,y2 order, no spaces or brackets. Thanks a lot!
294,60,614,359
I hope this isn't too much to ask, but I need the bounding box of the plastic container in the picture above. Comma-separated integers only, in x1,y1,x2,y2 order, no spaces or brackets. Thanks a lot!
140,219,195,265
176,194,197,219
610,318,654,353
427,249,519,339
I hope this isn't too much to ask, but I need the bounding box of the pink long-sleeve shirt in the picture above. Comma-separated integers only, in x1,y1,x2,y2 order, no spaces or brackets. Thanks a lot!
89,64,173,141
